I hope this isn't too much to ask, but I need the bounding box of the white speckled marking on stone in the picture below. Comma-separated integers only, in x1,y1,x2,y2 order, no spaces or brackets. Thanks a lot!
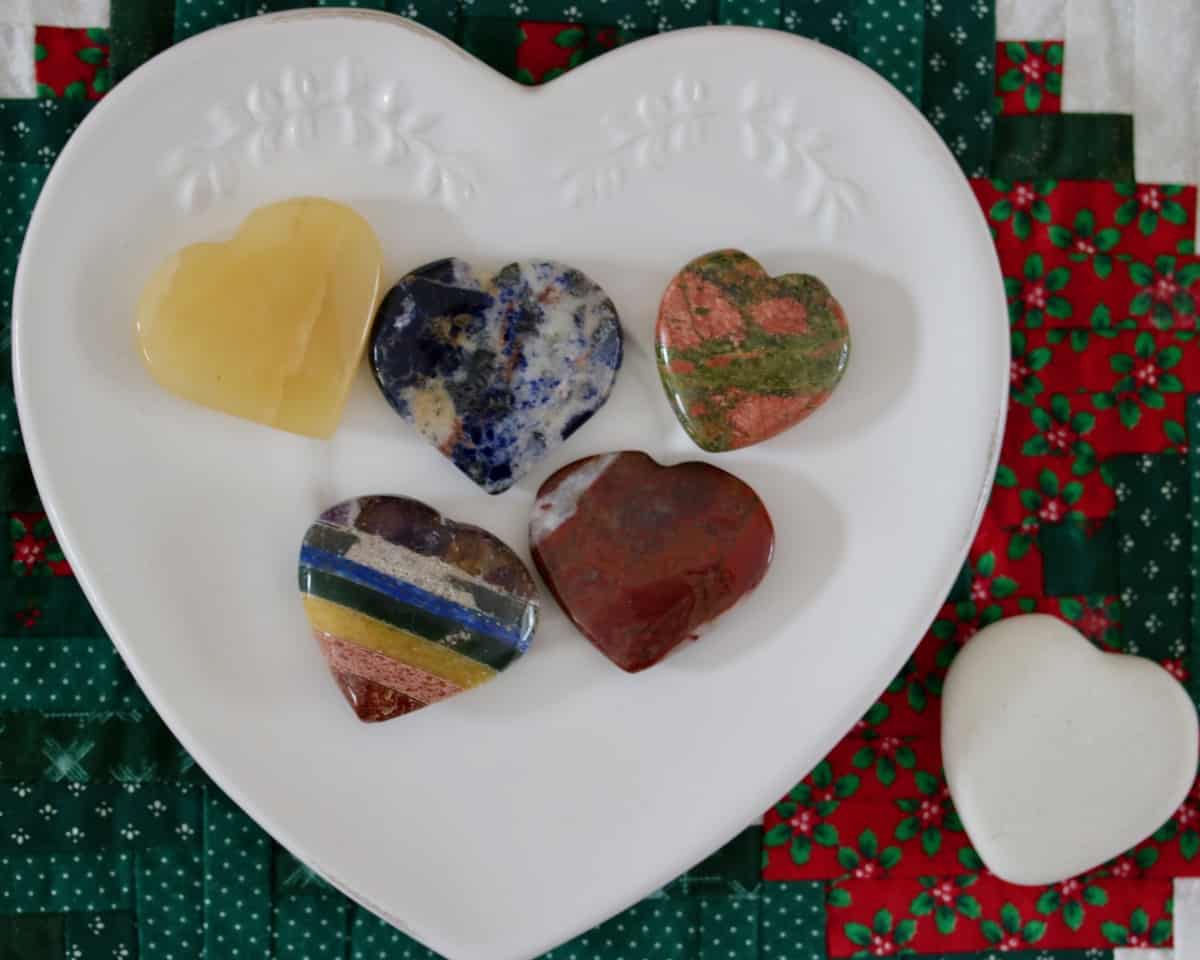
530,453,618,545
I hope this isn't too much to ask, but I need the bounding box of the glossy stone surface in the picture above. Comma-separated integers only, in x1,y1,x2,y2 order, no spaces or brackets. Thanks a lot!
370,258,623,494
656,249,850,452
299,496,538,722
136,197,383,438
530,451,774,672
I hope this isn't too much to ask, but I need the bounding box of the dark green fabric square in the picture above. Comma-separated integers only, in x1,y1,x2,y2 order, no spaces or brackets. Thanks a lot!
0,914,63,960
1039,518,1119,596
993,114,1135,182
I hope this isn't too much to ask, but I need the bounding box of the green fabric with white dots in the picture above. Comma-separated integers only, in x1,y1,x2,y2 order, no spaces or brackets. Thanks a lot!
1190,395,1200,706
1111,452,1191,662
135,846,205,958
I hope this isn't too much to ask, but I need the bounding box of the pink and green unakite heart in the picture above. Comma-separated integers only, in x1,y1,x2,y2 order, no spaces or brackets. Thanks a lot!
656,249,850,452
530,451,774,672
299,496,538,722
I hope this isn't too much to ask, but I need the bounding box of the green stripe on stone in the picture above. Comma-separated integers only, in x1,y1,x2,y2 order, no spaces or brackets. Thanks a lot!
992,114,1134,182
300,566,520,669
305,522,531,626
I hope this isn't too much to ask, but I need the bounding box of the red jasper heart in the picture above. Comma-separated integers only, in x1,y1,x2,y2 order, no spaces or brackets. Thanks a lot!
529,451,774,672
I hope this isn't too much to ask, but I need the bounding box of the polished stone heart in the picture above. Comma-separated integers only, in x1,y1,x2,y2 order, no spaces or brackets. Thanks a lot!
943,614,1199,884
136,197,383,438
530,451,774,672
370,258,623,494
656,249,850,452
299,496,538,722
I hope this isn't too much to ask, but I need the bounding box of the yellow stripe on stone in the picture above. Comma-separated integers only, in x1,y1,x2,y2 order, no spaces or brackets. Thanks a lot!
302,595,496,688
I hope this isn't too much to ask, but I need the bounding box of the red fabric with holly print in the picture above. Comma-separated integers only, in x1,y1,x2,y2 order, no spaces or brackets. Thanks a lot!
825,872,1173,956
515,22,587,84
10,512,70,577
34,27,110,100
995,41,1063,115
767,174,1200,953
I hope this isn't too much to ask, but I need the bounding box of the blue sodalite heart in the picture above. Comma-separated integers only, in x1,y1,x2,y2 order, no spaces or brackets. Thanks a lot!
370,258,623,494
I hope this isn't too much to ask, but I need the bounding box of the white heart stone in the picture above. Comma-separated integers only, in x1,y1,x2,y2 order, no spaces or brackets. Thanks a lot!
942,613,1199,885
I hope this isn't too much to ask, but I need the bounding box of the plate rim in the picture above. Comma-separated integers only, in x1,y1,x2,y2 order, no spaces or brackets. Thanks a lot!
13,11,1010,957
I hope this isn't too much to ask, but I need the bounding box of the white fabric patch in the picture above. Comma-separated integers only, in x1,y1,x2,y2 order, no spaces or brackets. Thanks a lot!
1063,0,1134,113
1112,951,1172,960
997,0,1066,40
0,22,35,98
1134,0,1200,185
1176,878,1200,960
0,0,109,26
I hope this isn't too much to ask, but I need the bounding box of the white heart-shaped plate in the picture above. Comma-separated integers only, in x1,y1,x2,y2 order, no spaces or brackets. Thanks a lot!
14,12,1007,960
943,614,1199,885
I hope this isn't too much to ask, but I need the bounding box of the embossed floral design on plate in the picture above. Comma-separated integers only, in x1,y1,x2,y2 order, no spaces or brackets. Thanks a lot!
557,76,864,234
163,58,476,213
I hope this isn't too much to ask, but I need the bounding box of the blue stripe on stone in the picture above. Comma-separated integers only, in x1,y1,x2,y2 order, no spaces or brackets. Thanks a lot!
298,545,526,647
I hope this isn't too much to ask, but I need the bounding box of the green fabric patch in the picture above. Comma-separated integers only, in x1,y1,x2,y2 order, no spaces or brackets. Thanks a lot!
1111,453,1191,661
758,882,826,960
0,637,148,714
136,846,205,959
720,0,783,29
0,101,92,167
1039,519,1119,596
0,162,48,456
110,0,176,84
203,789,272,958
0,783,200,853
461,17,525,77
174,0,246,41
1189,395,1200,705
779,0,852,51
273,889,352,958
853,0,924,105
0,851,136,913
677,826,761,895
0,913,63,959
922,0,994,177
273,847,332,895
0,713,196,783
545,899,694,960
0,576,105,639
700,896,759,960
0,457,41,512
352,909,440,959
992,114,1135,182
64,910,139,959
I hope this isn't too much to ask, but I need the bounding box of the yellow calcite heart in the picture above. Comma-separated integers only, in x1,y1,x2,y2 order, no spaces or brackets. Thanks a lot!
136,197,383,438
